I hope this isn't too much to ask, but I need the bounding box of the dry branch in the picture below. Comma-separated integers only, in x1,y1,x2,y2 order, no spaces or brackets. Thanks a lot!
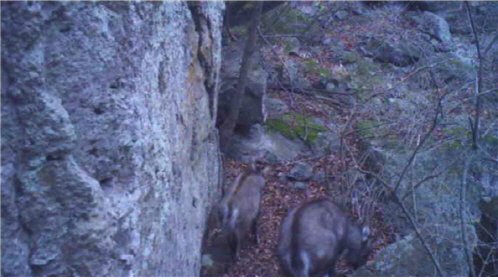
465,1,483,150
460,154,476,276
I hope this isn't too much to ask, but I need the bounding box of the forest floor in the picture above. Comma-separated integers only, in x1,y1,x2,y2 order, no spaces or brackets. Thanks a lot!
215,2,414,276
221,90,397,277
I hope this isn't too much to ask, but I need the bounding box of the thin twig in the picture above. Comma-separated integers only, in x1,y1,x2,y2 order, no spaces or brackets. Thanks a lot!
257,27,295,106
478,145,498,165
341,106,358,173
483,31,498,56
393,193,445,277
356,87,452,276
401,172,442,201
401,149,466,201
356,168,392,191
465,1,483,150
269,83,353,96
367,58,454,101
460,153,476,276
356,167,445,276
477,241,497,277
393,90,448,194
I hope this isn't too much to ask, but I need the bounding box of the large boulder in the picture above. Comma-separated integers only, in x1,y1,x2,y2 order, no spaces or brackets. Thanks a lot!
224,124,307,163
288,162,313,182
1,1,223,276
406,11,454,51
358,37,421,67
354,228,476,277
404,1,464,13
427,53,475,90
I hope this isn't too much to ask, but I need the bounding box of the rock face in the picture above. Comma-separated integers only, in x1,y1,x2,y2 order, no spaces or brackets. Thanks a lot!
1,1,223,276
354,229,476,277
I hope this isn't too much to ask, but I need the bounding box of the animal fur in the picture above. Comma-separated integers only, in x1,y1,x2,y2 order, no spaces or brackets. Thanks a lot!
219,163,268,260
277,198,371,276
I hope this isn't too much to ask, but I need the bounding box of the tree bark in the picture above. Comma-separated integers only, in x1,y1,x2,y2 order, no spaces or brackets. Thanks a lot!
219,2,263,150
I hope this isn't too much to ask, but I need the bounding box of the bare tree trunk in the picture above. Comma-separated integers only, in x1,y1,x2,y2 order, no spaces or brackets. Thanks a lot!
219,2,263,149
465,1,483,151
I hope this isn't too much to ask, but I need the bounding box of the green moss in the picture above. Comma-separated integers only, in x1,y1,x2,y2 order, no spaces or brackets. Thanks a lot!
341,51,358,64
266,118,295,139
266,9,309,33
482,134,498,146
356,58,378,76
283,41,293,53
442,127,467,137
266,112,326,145
442,139,465,150
348,57,383,98
231,25,247,36
356,120,379,138
303,59,330,77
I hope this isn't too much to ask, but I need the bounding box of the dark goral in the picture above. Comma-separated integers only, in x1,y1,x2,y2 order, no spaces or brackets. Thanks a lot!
277,198,371,276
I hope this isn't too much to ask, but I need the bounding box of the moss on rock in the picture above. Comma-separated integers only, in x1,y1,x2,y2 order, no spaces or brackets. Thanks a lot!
266,112,326,145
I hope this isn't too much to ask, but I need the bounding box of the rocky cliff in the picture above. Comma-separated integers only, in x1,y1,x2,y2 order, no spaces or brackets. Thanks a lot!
1,1,223,276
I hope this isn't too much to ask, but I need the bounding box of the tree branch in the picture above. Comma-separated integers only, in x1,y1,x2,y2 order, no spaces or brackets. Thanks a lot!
460,154,476,276
219,2,263,148
257,27,296,106
393,193,445,276
465,1,483,151
483,31,498,56
393,90,448,194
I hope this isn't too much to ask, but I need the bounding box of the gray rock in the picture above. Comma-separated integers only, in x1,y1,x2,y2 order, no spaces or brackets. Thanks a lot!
265,98,289,116
284,37,302,54
278,172,289,182
279,59,312,90
314,171,326,183
407,11,453,49
354,229,476,277
430,53,474,90
1,1,224,276
409,1,463,13
351,2,366,15
311,131,341,157
335,10,349,20
288,162,313,181
226,125,307,163
358,37,421,67
291,182,308,189
339,51,358,65
322,37,334,46
326,83,337,91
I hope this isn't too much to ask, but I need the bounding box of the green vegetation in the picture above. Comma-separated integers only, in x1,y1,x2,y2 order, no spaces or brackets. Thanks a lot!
303,59,330,77
266,112,326,145
265,9,313,34
231,25,247,36
482,133,498,147
356,119,379,138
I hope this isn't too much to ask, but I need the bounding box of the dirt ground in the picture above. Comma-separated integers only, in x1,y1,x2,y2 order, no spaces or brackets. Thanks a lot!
219,151,395,276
